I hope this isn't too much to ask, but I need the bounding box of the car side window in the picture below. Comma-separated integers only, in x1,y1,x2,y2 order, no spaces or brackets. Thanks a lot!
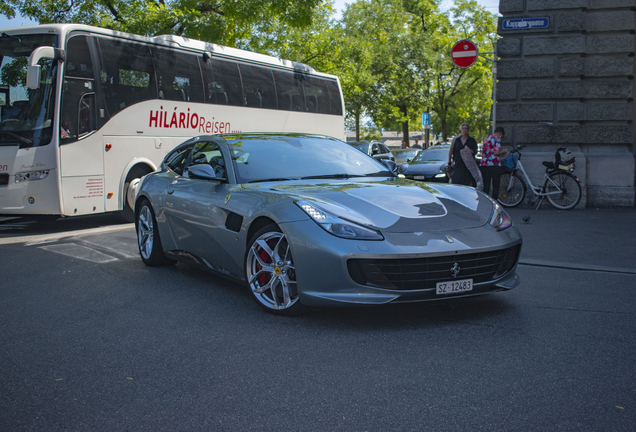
371,144,379,155
165,146,193,176
187,141,227,180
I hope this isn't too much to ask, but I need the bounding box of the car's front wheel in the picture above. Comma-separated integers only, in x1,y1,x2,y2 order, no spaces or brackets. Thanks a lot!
136,199,175,266
245,224,306,315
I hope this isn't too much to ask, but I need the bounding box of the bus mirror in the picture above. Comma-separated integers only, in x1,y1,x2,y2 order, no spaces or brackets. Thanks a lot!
26,65,41,89
26,47,65,89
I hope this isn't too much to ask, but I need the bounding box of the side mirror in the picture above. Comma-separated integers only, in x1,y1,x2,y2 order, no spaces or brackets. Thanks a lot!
188,164,218,180
26,47,65,89
381,159,397,173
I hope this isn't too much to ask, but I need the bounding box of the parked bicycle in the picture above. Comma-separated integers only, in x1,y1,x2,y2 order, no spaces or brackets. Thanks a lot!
498,146,582,210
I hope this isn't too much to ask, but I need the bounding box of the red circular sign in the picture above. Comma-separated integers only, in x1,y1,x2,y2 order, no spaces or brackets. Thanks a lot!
451,40,478,68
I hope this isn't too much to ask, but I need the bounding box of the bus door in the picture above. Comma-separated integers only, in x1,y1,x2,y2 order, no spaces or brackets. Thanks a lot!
59,34,104,216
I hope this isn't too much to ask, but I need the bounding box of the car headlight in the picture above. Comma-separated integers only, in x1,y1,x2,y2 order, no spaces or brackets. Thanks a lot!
490,203,512,231
15,170,50,183
296,200,384,240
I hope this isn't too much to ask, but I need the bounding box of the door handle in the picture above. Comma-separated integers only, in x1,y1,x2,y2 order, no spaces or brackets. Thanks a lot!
167,188,174,194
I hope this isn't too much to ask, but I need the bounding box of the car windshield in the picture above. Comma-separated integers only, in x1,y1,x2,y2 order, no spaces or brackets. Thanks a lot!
415,149,447,162
396,150,418,159
0,33,58,148
226,135,393,183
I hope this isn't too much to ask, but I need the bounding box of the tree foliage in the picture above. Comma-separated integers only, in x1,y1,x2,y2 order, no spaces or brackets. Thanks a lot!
2,0,325,48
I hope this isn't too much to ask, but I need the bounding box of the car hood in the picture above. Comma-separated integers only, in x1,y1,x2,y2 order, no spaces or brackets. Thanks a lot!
267,178,493,233
402,160,446,175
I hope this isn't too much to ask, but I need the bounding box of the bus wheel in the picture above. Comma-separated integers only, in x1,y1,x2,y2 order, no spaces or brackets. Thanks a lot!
116,166,149,223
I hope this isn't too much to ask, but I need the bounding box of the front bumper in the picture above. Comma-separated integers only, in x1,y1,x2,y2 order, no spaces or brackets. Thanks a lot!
281,219,522,307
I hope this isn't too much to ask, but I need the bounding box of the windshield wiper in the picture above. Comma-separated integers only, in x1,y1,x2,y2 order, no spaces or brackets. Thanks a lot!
364,171,394,177
300,173,352,180
0,131,33,146
247,177,300,183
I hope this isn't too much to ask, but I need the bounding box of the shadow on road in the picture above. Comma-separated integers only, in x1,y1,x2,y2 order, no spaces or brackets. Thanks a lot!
0,213,130,236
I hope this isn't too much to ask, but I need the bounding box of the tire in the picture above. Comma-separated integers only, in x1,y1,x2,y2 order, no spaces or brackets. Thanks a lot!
544,171,581,210
498,172,526,208
135,199,175,266
116,166,149,223
244,224,307,315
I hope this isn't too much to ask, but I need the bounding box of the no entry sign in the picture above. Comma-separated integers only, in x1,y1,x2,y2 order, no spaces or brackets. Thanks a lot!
451,40,478,68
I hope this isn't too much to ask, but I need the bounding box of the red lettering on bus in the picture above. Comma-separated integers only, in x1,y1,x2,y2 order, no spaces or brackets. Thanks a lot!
149,111,159,127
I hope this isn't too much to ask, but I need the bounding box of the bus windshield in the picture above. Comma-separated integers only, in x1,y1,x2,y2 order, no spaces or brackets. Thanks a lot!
0,33,57,148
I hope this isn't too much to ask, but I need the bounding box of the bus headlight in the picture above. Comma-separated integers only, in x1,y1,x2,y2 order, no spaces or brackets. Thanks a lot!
15,170,50,183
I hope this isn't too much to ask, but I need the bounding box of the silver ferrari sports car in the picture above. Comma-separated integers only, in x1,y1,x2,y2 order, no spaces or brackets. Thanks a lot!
134,133,522,315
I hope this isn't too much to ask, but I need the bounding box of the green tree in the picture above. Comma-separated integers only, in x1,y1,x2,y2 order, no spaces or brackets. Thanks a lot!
424,0,497,141
2,0,325,47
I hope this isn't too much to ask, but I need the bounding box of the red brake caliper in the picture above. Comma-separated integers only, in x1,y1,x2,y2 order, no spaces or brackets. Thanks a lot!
257,245,271,286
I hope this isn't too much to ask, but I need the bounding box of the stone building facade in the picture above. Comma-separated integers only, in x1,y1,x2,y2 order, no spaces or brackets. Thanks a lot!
496,0,635,207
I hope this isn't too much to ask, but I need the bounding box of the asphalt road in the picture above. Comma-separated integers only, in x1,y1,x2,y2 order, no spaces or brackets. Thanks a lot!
1,210,634,431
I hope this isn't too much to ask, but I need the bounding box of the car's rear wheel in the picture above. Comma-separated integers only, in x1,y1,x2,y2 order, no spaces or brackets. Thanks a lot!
245,224,306,315
136,199,175,266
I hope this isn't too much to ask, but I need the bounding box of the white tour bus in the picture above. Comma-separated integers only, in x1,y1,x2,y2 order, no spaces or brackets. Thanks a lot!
0,24,345,221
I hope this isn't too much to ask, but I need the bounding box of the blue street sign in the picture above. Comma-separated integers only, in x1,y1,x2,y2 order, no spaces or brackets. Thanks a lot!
502,17,549,30
422,113,431,129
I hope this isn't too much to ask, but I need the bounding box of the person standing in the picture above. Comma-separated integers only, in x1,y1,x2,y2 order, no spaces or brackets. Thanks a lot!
480,127,508,199
448,123,478,186
412,139,422,149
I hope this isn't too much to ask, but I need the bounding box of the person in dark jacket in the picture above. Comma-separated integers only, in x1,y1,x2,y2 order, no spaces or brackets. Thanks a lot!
448,123,478,186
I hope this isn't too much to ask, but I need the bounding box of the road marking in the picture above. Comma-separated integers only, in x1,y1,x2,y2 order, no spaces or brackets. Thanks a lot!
39,242,119,263
0,224,134,245
519,259,636,275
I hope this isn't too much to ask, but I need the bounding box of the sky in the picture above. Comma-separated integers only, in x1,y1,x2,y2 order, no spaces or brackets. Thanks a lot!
1,0,500,28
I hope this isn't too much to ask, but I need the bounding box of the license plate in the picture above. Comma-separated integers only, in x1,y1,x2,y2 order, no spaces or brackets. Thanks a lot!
436,278,473,295
414,175,426,180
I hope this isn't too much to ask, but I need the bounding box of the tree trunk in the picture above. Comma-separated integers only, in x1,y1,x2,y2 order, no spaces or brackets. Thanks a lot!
400,105,409,147
441,117,447,141
355,111,360,142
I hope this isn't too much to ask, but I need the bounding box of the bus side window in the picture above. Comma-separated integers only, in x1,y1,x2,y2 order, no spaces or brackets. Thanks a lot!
61,35,95,143
239,64,277,110
77,93,96,138
152,48,204,103
202,58,243,107
303,76,330,114
324,79,343,116
96,37,155,118
272,70,306,112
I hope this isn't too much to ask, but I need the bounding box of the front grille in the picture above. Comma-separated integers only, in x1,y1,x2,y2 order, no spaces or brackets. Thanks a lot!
0,173,8,186
347,244,521,290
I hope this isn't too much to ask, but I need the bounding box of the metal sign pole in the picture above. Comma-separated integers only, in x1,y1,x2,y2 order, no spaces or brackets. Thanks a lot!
479,41,497,135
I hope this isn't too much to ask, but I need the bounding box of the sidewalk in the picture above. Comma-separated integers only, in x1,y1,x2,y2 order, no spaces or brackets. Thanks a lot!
505,207,636,272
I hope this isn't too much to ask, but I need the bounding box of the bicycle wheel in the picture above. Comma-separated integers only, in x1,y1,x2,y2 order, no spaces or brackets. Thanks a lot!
544,171,581,210
498,172,526,207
